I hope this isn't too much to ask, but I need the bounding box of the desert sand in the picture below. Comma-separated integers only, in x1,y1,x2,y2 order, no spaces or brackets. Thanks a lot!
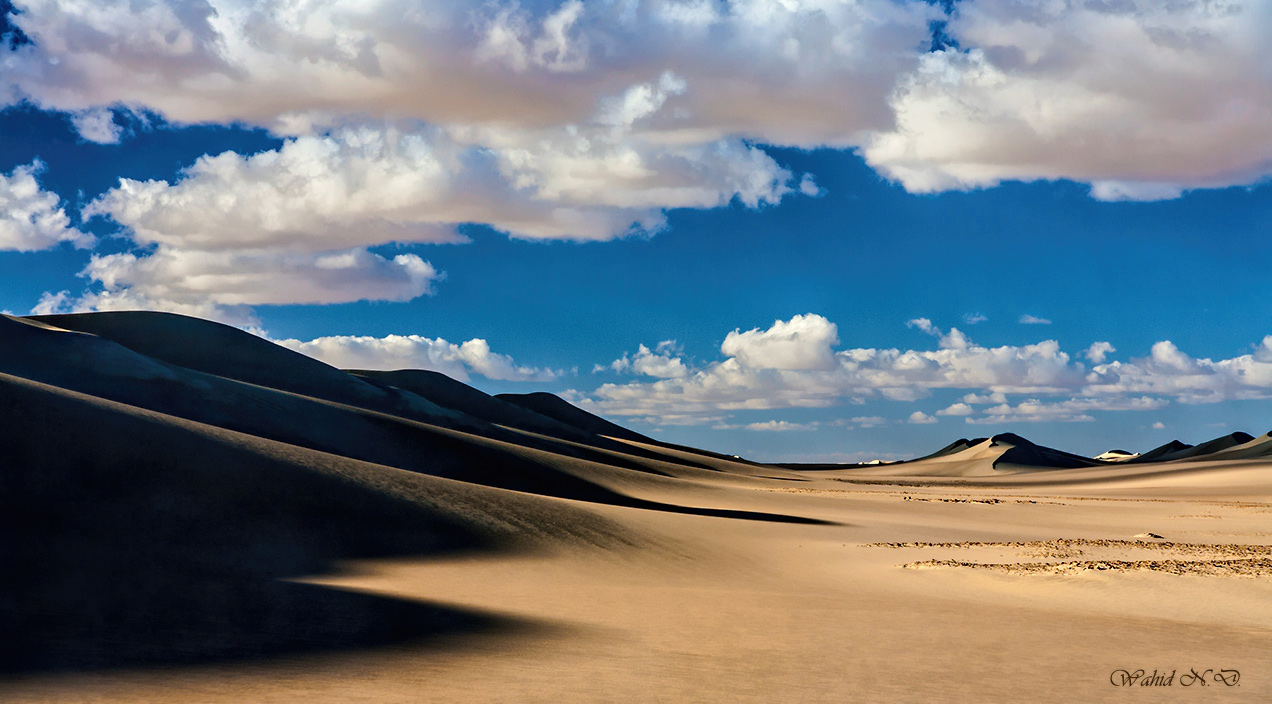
2,311,1269,702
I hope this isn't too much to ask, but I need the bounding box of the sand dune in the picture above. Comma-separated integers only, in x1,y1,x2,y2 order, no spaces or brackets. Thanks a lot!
497,391,654,443
4,311,1271,702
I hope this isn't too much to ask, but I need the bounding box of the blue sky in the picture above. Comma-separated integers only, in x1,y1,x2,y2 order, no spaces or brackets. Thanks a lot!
3,0,1271,461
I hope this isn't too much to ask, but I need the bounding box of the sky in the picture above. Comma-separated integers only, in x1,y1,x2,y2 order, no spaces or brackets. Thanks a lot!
2,0,1272,462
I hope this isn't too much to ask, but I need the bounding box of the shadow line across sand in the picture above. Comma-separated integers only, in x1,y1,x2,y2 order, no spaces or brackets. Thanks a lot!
0,375,558,675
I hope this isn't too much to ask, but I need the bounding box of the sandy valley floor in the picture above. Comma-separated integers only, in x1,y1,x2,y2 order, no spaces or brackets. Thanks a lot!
8,467,1270,703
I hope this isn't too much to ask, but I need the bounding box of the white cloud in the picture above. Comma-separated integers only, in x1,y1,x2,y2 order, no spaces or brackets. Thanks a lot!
1085,341,1116,364
962,391,1008,405
721,313,840,371
0,161,94,252
69,119,800,316
605,340,690,379
30,290,71,316
1019,314,1051,325
1085,337,1272,404
0,0,935,142
577,313,1093,425
85,125,796,249
906,317,936,335
907,317,971,349
1152,422,1166,430
744,420,814,432
907,411,937,424
937,402,974,417
35,246,440,327
964,396,1169,425
865,1,1272,198
573,312,1272,426
850,416,887,428
70,107,122,144
3,0,1271,205
963,312,987,324
274,334,557,382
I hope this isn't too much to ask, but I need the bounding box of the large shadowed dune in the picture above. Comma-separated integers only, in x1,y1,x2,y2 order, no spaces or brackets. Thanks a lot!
1152,432,1256,461
0,372,623,673
2,314,638,503
352,369,597,443
27,312,463,426
497,391,655,443
2,312,826,547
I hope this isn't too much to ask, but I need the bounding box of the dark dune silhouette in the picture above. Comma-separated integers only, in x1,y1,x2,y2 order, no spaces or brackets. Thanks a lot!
0,373,596,673
352,369,597,442
1128,439,1195,463
988,433,1105,470
1153,432,1256,461
497,391,655,443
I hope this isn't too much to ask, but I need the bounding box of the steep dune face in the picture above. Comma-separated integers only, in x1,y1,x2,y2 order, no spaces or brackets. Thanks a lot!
988,433,1105,471
1206,432,1272,460
0,315,747,509
27,312,460,426
497,392,654,443
1155,432,1257,461
0,372,628,672
352,369,595,442
843,433,1104,477
1127,439,1194,462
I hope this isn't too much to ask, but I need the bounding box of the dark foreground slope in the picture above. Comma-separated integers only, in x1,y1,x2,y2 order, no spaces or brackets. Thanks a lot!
0,312,826,673
0,371,623,672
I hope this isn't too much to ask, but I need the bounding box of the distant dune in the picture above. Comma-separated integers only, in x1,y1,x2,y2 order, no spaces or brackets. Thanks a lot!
4,311,1271,702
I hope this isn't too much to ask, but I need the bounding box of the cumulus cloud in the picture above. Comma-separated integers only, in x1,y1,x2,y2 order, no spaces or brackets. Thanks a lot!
70,107,122,144
11,0,1272,329
274,334,557,382
1018,315,1051,325
0,161,94,252
1085,337,1272,404
1086,341,1116,364
3,0,1270,206
907,411,937,424
963,312,987,325
966,396,1169,425
744,420,814,432
0,0,935,142
937,402,974,416
866,1,1272,198
578,313,1093,425
34,246,440,327
604,340,690,379
722,314,840,370
574,312,1272,426
84,124,799,248
69,116,800,316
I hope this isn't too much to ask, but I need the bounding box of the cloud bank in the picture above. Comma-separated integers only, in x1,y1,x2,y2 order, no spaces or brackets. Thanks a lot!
275,333,558,382
580,314,1272,426
7,0,1272,319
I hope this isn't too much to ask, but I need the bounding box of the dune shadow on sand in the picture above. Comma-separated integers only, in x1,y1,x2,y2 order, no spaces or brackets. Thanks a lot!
0,376,551,675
